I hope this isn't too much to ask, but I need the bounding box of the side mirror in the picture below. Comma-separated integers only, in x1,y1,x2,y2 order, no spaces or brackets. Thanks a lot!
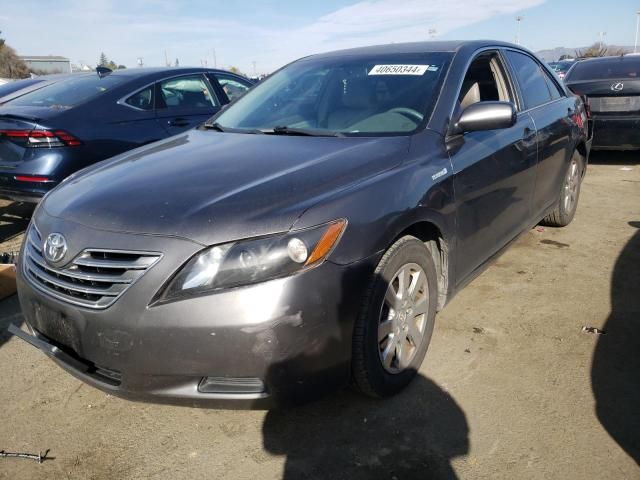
454,101,517,134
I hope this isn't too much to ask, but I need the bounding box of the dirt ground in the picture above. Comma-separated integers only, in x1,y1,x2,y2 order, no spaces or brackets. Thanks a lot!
0,153,638,479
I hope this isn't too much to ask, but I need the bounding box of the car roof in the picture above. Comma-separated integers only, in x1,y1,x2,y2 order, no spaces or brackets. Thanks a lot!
572,55,635,65
310,40,521,58
101,67,237,78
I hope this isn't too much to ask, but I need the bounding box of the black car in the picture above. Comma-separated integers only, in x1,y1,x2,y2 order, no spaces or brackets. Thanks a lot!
0,67,254,203
564,55,640,150
11,41,589,407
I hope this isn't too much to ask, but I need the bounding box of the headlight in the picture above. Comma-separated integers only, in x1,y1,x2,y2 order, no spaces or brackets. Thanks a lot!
158,219,347,302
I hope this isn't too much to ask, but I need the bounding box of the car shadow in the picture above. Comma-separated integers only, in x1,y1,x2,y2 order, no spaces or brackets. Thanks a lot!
588,151,640,166
591,223,640,465
262,372,468,480
0,201,32,250
0,294,23,349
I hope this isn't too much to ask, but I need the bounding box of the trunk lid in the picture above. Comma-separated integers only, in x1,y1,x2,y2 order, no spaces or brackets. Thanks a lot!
0,114,40,165
0,107,67,165
566,79,640,115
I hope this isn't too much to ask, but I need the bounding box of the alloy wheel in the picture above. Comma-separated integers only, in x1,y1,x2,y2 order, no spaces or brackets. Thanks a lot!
378,262,429,374
563,158,580,213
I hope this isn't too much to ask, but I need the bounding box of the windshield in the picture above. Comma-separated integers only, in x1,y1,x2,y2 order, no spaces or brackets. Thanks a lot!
567,58,640,81
0,78,44,98
8,74,125,108
214,52,452,136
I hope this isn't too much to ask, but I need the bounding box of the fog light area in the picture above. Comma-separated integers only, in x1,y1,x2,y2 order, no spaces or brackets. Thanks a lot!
198,376,266,394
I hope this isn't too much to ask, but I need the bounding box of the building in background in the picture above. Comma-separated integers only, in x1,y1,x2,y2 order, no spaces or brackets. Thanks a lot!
19,55,72,74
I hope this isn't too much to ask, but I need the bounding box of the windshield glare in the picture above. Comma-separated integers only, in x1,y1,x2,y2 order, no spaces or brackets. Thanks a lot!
8,75,125,108
214,53,452,136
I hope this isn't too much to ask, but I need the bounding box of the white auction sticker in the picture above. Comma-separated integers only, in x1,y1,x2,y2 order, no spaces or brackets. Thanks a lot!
368,65,429,76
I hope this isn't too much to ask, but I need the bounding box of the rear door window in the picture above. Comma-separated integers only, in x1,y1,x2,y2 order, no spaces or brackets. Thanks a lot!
8,75,125,108
542,68,564,100
158,75,218,110
124,86,154,110
505,50,552,110
212,73,252,102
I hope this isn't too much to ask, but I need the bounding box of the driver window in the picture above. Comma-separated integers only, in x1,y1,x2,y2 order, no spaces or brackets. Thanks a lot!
458,52,512,110
159,75,217,110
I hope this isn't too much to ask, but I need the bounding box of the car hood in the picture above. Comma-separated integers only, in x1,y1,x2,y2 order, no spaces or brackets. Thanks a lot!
42,129,410,245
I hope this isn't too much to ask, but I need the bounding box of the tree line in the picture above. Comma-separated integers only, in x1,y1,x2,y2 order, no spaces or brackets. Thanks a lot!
0,31,30,78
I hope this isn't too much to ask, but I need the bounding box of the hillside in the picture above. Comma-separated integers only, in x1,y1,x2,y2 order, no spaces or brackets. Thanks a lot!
536,45,635,61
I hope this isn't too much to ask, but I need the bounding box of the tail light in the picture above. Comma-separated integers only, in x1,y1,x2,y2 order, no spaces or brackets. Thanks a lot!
0,129,81,148
14,175,51,183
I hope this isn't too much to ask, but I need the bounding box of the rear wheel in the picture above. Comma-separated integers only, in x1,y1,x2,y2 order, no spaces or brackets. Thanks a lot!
541,150,584,227
352,236,437,398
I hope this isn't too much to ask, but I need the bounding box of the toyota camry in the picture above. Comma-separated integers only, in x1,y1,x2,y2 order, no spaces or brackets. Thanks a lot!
10,41,590,407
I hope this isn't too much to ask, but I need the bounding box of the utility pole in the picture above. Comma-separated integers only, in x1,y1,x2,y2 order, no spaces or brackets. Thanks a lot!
252,61,257,76
599,31,607,50
635,10,640,53
212,48,217,68
515,16,523,45
164,50,169,67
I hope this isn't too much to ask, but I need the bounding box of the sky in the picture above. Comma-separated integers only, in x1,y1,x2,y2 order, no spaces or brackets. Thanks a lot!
2,0,640,74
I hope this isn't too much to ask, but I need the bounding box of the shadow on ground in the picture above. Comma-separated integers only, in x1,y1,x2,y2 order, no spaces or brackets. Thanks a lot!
262,374,468,480
589,151,640,166
591,224,640,465
0,294,23,349
0,201,32,251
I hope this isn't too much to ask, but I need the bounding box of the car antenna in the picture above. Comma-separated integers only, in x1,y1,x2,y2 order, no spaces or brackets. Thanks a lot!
96,66,113,78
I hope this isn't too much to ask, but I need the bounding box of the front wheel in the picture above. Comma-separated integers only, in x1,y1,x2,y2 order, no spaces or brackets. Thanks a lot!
541,150,584,227
352,236,438,398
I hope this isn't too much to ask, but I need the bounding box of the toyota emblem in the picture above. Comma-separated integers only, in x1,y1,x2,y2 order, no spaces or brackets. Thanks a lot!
611,82,624,92
44,233,68,264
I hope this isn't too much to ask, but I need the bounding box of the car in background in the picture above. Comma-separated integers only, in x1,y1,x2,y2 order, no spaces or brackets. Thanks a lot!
10,40,590,407
548,60,575,81
0,67,254,203
565,55,640,150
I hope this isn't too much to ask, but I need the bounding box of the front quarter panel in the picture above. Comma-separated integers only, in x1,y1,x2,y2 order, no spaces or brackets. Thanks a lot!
293,129,455,271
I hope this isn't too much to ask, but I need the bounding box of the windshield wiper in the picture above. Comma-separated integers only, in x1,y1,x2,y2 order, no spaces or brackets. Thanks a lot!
262,126,343,137
202,122,264,134
202,121,226,132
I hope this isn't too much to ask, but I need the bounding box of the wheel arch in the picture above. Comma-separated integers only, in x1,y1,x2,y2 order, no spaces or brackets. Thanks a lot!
390,218,450,311
575,141,589,177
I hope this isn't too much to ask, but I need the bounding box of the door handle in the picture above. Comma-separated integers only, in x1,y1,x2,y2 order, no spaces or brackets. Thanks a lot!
168,118,190,127
523,127,535,140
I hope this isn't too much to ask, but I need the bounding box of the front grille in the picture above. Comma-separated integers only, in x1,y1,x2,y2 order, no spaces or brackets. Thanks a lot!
23,225,161,309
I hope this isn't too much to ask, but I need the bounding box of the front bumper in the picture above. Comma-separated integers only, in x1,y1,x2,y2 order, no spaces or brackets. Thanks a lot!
12,216,377,408
591,116,640,150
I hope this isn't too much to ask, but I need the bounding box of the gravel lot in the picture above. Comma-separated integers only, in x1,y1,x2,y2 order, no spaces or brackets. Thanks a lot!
0,153,638,479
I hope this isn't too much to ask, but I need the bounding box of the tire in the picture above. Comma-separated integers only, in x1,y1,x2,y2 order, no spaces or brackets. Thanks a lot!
541,150,584,227
352,235,438,398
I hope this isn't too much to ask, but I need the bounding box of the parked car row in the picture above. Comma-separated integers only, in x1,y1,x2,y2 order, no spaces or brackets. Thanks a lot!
0,67,253,203
6,40,595,408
